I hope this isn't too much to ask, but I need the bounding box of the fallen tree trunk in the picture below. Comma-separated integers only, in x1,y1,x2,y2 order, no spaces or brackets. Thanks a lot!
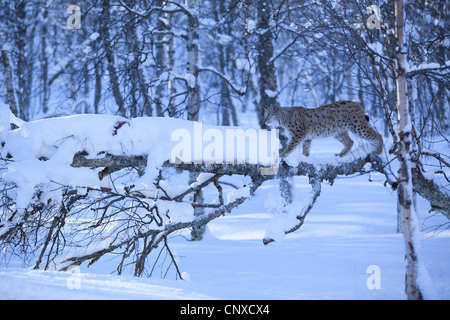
71,151,450,222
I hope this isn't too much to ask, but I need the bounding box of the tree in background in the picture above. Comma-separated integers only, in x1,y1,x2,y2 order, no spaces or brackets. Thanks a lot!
0,0,449,296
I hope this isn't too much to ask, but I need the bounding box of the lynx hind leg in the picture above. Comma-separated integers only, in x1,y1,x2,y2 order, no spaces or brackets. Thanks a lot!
371,131,383,154
302,139,312,157
335,131,354,157
352,122,383,154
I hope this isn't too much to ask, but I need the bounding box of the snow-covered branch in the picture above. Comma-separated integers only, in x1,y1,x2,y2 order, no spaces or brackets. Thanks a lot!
1,111,449,277
407,62,450,77
57,181,254,273
72,150,450,223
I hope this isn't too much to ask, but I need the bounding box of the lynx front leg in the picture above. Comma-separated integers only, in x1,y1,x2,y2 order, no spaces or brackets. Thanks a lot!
280,135,304,158
335,131,354,157
302,139,312,157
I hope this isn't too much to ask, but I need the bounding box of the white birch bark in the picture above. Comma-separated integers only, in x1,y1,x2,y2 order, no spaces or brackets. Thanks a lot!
394,0,423,300
1,50,19,118
186,0,200,121
103,0,126,117
185,0,203,239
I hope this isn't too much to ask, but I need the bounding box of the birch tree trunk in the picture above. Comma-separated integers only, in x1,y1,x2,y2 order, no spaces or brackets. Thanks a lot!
41,6,49,114
15,0,33,121
185,0,204,240
256,1,292,207
215,0,237,126
1,50,19,118
155,0,167,117
186,0,200,121
103,0,126,117
257,0,279,128
165,10,177,117
394,0,423,300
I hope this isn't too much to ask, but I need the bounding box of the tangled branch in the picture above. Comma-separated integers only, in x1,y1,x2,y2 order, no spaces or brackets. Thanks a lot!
1,143,449,277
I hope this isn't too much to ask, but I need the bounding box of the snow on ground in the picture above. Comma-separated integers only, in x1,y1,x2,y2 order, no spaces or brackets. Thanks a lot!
0,109,449,299
1,162,449,299
0,267,214,300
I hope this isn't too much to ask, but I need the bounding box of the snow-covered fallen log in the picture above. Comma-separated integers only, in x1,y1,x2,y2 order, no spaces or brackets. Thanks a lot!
0,108,449,276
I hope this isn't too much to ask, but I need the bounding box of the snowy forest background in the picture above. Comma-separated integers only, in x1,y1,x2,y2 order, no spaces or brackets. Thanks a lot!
0,0,449,300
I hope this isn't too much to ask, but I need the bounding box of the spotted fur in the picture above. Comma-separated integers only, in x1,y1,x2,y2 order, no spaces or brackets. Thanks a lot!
264,101,383,158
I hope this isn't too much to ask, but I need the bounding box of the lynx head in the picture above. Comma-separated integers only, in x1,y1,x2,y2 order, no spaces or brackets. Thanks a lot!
263,106,282,127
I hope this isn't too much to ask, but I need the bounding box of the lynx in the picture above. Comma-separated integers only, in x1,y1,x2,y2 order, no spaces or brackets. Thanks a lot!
263,101,383,158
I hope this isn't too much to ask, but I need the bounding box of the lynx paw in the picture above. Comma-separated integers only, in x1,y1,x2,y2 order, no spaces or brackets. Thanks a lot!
335,152,348,157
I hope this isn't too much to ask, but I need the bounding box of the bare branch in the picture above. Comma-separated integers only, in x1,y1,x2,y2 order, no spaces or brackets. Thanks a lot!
198,67,247,96
70,151,450,221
